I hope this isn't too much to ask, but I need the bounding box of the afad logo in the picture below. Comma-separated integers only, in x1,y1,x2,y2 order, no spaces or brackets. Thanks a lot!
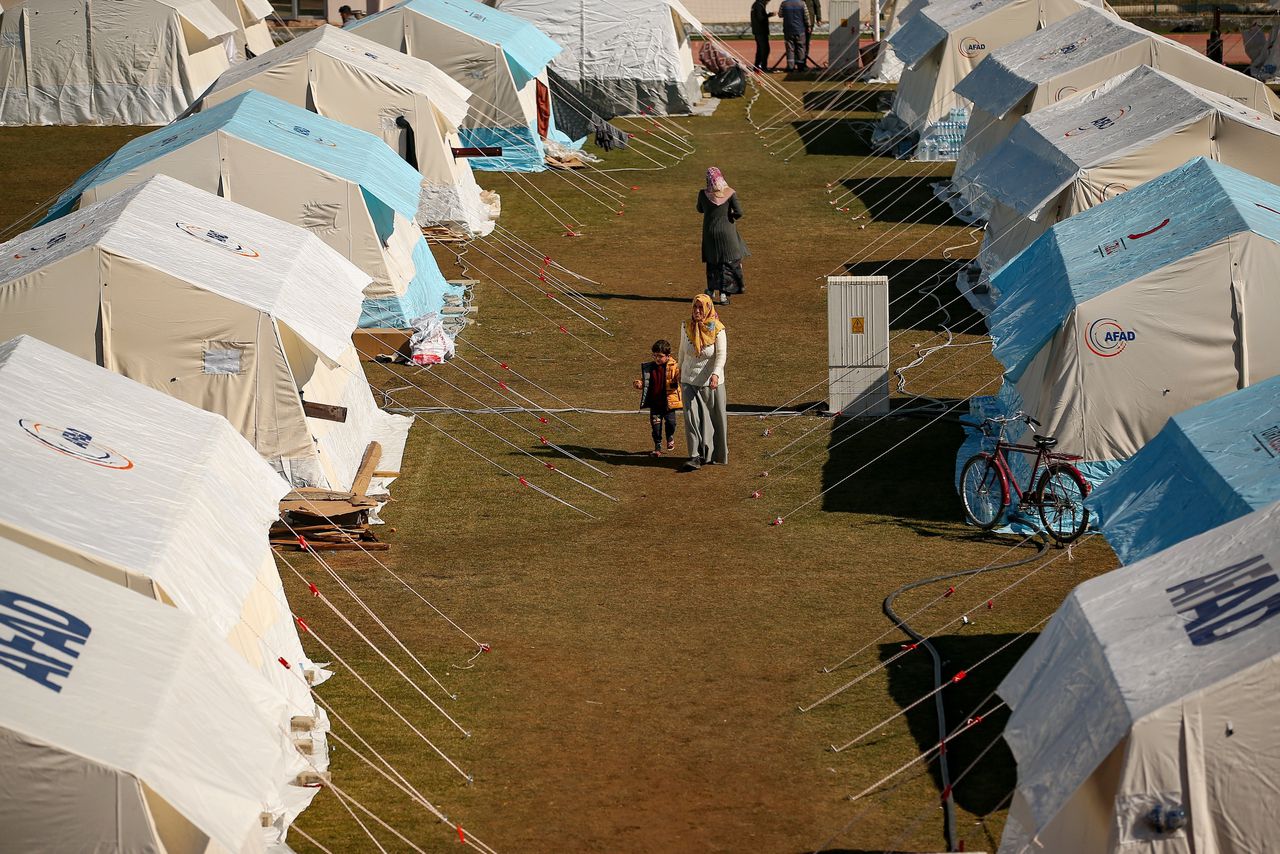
339,42,403,70
1055,86,1078,102
19,420,134,470
268,119,339,147
1064,104,1132,137
958,36,987,58
1085,318,1135,357
175,222,261,258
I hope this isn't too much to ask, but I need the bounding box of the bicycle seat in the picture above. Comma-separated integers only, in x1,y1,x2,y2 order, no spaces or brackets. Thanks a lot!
1033,434,1057,449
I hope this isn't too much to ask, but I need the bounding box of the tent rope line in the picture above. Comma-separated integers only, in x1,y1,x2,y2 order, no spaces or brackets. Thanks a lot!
418,359,614,484
436,243,617,362
446,350,584,434
352,346,602,517
803,534,1054,714
483,226,611,322
277,519,473,733
366,351,617,502
276,567,476,783
330,780,391,854
467,238,614,334
456,334,581,411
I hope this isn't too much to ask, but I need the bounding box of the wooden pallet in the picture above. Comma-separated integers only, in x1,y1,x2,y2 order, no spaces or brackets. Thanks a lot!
274,442,391,551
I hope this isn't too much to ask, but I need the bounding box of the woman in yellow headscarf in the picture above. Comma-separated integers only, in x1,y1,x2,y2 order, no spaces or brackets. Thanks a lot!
677,293,729,471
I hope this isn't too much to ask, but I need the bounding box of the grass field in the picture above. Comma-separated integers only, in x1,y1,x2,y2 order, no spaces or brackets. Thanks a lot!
0,78,1119,853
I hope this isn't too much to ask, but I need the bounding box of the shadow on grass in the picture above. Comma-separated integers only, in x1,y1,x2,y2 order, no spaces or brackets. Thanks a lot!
819,415,965,522
877,631,1031,817
839,259,984,335
577,292,692,304
803,88,886,112
530,445,687,470
788,118,874,157
839,175,958,226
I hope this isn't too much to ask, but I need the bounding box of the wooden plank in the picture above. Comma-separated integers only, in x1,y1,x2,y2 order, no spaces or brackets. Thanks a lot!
350,441,382,498
352,327,412,361
278,499,370,518
372,469,400,478
302,400,347,422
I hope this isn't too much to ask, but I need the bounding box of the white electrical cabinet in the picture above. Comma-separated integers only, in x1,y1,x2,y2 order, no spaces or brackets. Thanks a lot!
827,275,890,416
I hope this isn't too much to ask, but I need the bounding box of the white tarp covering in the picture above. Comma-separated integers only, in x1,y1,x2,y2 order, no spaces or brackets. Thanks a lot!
0,334,328,771
951,6,1280,215
488,0,703,115
0,0,236,126
969,66,1280,275
998,500,1280,854
863,0,935,82
198,24,495,234
0,175,410,492
885,0,1098,134
0,537,311,853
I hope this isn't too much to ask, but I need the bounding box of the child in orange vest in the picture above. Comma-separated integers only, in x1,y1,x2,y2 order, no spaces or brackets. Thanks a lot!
633,339,683,455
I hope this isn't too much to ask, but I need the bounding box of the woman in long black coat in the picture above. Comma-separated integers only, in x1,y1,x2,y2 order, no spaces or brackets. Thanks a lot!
698,166,749,305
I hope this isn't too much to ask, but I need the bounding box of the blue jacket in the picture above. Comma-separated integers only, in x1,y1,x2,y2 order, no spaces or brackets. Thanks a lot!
779,0,811,34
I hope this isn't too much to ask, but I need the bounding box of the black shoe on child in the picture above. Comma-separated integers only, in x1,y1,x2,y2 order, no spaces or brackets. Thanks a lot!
679,461,701,473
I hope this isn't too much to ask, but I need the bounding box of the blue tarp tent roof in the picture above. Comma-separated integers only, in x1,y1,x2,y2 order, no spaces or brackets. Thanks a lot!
988,158,1280,382
46,90,423,224
1088,374,1280,564
359,0,560,90
44,90,458,330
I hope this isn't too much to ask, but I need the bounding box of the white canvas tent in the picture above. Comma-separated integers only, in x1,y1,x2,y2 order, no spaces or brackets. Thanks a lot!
863,0,936,83
0,334,329,809
951,6,1280,216
969,66,1280,280
348,0,565,171
214,0,274,59
981,158,1280,475
487,0,704,116
196,24,497,231
997,500,1280,854
877,0,1096,152
0,0,235,126
47,90,470,326
0,537,311,853
0,175,410,494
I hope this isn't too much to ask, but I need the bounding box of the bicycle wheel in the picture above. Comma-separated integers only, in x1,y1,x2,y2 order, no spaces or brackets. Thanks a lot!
960,454,1006,530
1037,464,1090,544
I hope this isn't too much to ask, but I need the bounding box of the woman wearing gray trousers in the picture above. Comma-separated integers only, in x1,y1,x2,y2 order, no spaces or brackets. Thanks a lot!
678,294,728,472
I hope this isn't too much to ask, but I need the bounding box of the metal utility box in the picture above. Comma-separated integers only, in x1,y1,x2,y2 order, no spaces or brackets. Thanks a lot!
827,275,890,416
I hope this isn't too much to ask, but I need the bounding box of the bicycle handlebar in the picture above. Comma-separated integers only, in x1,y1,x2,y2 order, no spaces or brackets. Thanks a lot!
969,411,1042,430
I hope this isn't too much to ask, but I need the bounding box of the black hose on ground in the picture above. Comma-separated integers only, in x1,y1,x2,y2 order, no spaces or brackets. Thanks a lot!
881,535,1049,851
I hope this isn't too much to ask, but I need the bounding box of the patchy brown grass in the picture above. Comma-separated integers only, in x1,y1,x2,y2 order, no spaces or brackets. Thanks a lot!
0,79,1118,853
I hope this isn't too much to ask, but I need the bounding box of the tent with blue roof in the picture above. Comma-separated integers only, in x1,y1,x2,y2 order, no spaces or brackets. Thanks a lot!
965,65,1280,295
958,158,1280,492
1087,375,1280,564
349,0,573,171
196,25,498,236
44,90,463,332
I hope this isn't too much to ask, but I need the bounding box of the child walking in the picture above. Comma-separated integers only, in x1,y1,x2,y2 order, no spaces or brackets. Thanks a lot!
633,339,683,455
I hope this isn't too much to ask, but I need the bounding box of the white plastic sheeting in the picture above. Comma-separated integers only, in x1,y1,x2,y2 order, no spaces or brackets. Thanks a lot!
0,0,237,126
0,537,311,853
0,175,410,492
999,500,1280,853
489,0,704,115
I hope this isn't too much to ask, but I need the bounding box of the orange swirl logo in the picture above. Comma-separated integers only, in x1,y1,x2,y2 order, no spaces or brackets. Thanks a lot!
19,420,134,469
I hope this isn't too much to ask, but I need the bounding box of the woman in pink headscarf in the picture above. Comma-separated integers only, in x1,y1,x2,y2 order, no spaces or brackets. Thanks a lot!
697,166,749,305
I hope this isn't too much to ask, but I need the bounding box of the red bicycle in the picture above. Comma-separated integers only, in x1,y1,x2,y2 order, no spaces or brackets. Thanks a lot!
959,412,1090,544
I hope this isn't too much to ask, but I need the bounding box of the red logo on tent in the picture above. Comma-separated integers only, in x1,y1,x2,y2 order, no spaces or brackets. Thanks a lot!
1038,34,1094,60
10,221,94,260
958,37,987,58
1102,182,1128,200
19,419,134,470
1127,218,1170,240
1085,318,1135,358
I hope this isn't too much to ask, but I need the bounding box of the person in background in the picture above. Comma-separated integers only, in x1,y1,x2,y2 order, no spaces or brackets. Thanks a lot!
751,0,774,72
697,167,749,304
678,295,728,471
338,5,356,23
1207,29,1225,64
633,339,683,456
805,0,822,66
778,0,812,71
